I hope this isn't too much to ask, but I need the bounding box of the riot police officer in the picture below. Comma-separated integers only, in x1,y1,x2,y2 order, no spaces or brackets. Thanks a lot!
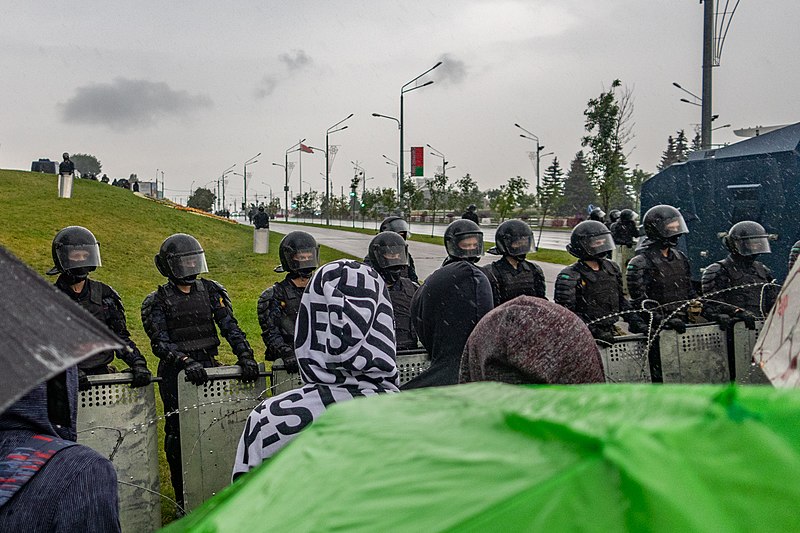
363,216,418,282
626,205,696,333
606,209,621,229
47,226,151,390
610,209,639,296
789,240,800,273
701,221,777,328
481,219,546,306
461,204,479,224
555,221,643,343
368,232,420,350
588,206,606,223
58,152,75,176
442,219,483,266
141,233,257,507
257,231,319,373
253,206,269,229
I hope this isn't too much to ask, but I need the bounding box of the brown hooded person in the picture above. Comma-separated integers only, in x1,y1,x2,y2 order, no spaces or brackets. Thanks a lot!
459,296,605,385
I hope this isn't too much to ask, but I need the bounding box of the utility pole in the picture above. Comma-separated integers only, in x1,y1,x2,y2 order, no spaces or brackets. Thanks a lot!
701,0,714,150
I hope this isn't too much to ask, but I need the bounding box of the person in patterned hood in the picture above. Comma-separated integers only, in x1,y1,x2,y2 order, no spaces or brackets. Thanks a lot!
233,260,400,479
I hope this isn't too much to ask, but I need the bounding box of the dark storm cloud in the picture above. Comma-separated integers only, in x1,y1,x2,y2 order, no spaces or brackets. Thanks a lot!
60,78,212,130
255,76,279,99
279,49,312,71
436,54,467,85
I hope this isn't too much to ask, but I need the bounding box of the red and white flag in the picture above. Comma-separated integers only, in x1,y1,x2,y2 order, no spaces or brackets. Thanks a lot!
300,144,314,154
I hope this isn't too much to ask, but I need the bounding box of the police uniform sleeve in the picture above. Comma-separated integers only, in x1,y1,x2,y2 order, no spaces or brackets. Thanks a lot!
531,261,547,300
626,255,649,306
554,266,579,313
700,262,730,319
205,280,252,357
102,285,147,368
479,264,501,308
263,284,295,361
141,290,183,364
407,253,419,283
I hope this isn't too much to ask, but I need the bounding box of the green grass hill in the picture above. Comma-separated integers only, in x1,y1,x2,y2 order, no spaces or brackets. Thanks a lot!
0,168,354,520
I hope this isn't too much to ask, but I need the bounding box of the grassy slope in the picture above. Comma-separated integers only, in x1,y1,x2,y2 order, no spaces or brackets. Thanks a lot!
280,220,575,265
0,169,353,520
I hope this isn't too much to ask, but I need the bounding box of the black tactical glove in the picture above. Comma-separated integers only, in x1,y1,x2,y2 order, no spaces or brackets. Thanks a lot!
128,363,152,388
236,353,260,383
281,353,299,374
734,310,757,330
590,327,616,346
180,356,208,386
627,317,648,335
663,317,687,334
77,369,91,391
714,314,733,331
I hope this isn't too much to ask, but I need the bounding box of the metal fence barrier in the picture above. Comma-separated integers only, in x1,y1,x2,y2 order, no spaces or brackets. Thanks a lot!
270,350,433,396
77,375,160,533
177,365,267,512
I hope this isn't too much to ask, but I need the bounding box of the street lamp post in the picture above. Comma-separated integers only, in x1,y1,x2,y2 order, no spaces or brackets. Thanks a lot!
243,152,261,209
326,114,353,225
373,61,442,214
280,140,306,222
219,164,235,213
514,123,545,195
382,154,399,202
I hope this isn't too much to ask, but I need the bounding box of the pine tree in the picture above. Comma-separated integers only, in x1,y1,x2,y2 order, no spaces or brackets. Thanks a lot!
560,151,596,216
539,157,565,215
674,129,690,162
658,135,678,170
691,130,702,151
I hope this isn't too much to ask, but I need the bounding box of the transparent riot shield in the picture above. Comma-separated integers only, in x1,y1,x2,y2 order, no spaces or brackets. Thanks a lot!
659,324,731,383
731,319,770,384
178,365,267,512
598,335,652,383
77,374,160,533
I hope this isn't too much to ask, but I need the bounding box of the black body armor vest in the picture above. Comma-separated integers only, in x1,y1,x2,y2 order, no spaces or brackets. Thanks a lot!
388,278,417,350
159,281,219,355
716,257,772,315
642,248,693,309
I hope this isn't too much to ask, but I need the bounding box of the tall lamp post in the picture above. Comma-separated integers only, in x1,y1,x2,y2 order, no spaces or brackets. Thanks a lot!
219,164,235,213
373,60,442,214
279,139,305,222
326,114,353,225
514,123,545,195
383,154,399,202
243,152,260,209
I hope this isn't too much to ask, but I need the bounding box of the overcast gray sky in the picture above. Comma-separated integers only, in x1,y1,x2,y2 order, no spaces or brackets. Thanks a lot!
1,0,797,207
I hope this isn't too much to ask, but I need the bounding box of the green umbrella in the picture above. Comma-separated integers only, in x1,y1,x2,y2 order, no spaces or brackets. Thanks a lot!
165,383,800,532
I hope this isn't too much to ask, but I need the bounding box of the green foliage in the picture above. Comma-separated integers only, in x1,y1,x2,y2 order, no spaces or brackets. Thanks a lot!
581,79,634,211
402,176,425,210
539,157,565,214
658,129,690,171
70,153,102,175
451,173,485,212
560,151,596,216
361,187,398,218
426,171,450,215
627,167,652,210
293,190,319,216
489,176,530,222
187,187,216,212
267,197,281,217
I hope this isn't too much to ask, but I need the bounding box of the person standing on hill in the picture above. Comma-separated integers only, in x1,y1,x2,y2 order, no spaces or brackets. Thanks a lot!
253,206,269,229
58,152,75,177
47,226,151,390
142,233,257,508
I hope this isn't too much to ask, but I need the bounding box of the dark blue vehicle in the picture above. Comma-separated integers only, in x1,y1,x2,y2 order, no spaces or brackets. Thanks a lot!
641,122,800,283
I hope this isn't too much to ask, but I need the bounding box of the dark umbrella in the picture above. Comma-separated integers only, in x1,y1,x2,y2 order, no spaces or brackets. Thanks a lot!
0,246,123,414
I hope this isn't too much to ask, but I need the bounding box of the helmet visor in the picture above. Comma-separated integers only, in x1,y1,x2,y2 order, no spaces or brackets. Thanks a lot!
374,244,409,269
734,236,771,256
385,219,411,238
57,243,102,270
658,216,689,238
289,247,319,271
506,234,532,256
449,233,484,258
583,233,615,256
167,251,208,278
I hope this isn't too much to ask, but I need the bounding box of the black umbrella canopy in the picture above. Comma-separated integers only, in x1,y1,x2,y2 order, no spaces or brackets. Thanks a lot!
0,246,123,414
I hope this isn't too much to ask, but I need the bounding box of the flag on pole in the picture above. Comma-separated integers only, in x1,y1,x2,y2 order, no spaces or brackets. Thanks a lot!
300,144,314,154
411,147,424,176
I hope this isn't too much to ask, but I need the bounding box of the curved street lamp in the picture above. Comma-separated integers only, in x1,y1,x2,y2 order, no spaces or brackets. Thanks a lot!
243,152,261,207
325,113,353,224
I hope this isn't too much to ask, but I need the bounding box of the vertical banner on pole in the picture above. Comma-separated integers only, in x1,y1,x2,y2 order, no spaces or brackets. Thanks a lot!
411,147,424,176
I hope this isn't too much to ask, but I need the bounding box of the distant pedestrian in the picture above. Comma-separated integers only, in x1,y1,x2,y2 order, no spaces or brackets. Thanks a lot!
461,204,479,224
132,181,140,192
253,206,269,229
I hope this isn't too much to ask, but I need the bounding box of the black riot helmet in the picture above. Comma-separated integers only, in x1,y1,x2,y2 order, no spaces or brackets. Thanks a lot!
368,232,409,272
444,219,483,262
277,231,319,276
46,226,102,278
588,207,606,222
619,209,638,223
379,216,411,240
567,221,616,260
493,220,533,260
608,210,621,224
723,221,771,257
642,205,688,247
467,204,477,212
155,233,208,283
62,152,70,160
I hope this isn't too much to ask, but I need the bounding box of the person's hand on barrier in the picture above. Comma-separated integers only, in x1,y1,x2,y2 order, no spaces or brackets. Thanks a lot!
593,329,616,347
181,357,208,385
663,318,687,334
734,310,757,330
129,363,152,388
236,354,260,383
627,317,647,335
282,354,299,374
77,369,91,391
714,314,732,331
